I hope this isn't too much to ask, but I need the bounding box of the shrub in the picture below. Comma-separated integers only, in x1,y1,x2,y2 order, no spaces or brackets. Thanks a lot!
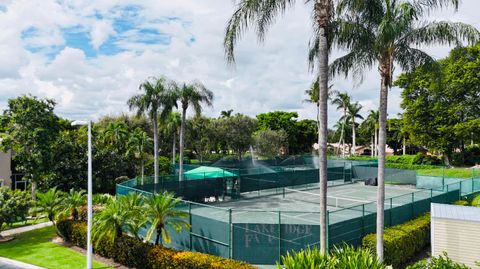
363,214,430,268
453,200,469,206
278,248,331,269
406,252,470,269
57,219,256,269
471,194,480,207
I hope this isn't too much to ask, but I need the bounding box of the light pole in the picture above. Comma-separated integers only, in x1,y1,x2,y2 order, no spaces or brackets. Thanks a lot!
72,120,93,269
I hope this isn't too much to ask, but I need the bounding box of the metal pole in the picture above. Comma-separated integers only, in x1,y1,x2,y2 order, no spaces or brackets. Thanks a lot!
278,211,281,261
87,121,93,269
229,209,232,259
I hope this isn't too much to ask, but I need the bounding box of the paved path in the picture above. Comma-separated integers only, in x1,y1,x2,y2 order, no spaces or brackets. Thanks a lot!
0,258,45,269
0,222,53,237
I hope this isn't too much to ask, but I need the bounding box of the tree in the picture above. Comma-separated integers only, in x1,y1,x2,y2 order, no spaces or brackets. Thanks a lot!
143,192,190,246
0,187,31,239
0,95,60,198
32,188,64,225
223,114,258,160
126,128,152,185
128,77,176,185
362,110,380,157
397,44,480,164
386,118,405,155
331,0,479,260
257,111,300,154
103,122,129,150
164,112,181,165
224,0,333,252
220,109,234,118
331,92,351,157
254,129,289,158
305,79,320,128
346,102,363,155
92,197,128,244
187,115,213,163
173,81,213,181
61,189,86,221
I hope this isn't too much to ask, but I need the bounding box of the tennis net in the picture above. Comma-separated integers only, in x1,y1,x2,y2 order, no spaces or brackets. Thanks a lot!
283,187,369,208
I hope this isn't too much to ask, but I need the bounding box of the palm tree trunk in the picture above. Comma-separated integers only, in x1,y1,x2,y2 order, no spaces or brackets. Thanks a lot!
179,107,187,181
153,111,159,185
374,127,378,157
376,73,388,262
337,124,344,157
371,136,374,157
31,180,37,200
352,119,356,156
315,0,330,255
172,131,176,165
342,109,347,158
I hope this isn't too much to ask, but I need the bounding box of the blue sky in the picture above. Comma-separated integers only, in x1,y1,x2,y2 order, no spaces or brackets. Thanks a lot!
0,0,478,126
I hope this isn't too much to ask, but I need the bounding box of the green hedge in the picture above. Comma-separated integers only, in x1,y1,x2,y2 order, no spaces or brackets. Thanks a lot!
363,214,430,268
57,220,255,269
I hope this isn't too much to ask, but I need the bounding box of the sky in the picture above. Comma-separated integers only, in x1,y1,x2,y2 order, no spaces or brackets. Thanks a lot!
0,0,478,127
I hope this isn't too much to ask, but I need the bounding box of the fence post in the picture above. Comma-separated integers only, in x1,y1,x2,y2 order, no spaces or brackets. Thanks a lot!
361,204,365,237
189,203,192,251
411,192,415,217
278,211,281,262
229,208,233,259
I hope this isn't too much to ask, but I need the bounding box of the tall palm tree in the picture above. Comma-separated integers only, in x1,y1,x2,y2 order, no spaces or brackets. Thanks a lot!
331,0,479,261
331,92,351,157
305,79,320,129
103,122,128,148
31,188,64,225
220,109,234,118
61,189,86,221
365,110,379,157
143,192,190,246
128,77,176,184
173,82,213,181
347,102,363,155
224,0,333,253
164,112,181,166
126,128,153,185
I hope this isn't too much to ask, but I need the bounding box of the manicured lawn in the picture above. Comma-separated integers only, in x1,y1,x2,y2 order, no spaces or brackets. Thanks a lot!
5,217,49,230
0,226,111,269
417,167,476,178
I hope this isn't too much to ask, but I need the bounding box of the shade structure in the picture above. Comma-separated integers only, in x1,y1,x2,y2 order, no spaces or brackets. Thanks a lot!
184,166,237,180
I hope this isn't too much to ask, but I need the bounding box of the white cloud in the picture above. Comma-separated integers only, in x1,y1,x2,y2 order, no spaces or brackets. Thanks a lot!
0,0,478,127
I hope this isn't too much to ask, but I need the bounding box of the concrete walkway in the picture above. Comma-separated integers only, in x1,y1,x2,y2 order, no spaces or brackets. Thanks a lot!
0,222,53,237
0,258,45,269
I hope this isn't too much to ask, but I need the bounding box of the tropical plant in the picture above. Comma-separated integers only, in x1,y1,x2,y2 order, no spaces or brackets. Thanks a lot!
331,92,351,157
103,122,129,149
346,101,363,155
128,77,176,184
61,189,86,221
164,112,181,166
32,188,64,225
224,0,333,253
278,247,331,269
0,187,31,238
92,197,127,245
117,192,146,239
471,194,480,207
126,128,152,185
143,192,190,246
172,81,213,181
407,252,469,269
330,0,479,260
220,109,233,118
364,110,379,157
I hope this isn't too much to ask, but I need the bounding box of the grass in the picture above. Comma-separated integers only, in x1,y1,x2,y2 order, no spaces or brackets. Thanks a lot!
0,226,111,269
416,167,476,178
5,217,49,230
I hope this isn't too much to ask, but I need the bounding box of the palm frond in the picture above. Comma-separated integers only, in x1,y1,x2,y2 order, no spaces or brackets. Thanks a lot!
400,21,480,47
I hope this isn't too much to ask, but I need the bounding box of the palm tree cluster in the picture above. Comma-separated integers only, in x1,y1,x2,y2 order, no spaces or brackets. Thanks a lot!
31,188,88,225
128,77,213,183
92,192,189,247
224,0,479,261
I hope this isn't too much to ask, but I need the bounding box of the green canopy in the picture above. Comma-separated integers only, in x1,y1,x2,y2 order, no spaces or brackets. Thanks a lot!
184,166,237,180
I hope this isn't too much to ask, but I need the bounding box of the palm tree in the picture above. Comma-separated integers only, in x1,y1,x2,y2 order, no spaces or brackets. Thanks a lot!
173,81,213,181
164,112,181,166
220,109,234,118
127,128,152,185
32,188,64,225
92,198,127,245
143,192,190,246
364,110,379,157
347,102,363,155
118,193,146,239
224,0,333,253
103,122,128,149
61,189,86,221
128,77,176,184
331,92,351,157
331,0,479,261
305,79,320,129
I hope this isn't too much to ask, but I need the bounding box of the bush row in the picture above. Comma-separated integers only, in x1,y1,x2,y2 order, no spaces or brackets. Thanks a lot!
363,214,430,268
57,220,255,269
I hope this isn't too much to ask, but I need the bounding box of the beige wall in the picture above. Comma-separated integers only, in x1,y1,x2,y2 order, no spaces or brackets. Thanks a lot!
0,149,12,188
432,217,480,269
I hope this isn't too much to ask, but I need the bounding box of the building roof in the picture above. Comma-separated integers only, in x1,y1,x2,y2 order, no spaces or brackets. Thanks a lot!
431,203,480,222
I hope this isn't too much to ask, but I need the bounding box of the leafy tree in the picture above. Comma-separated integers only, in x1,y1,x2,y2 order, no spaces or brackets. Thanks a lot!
225,0,333,253
331,0,479,260
387,118,405,155
32,188,64,225
128,77,176,185
143,192,190,246
295,120,318,153
0,187,31,238
223,114,258,160
254,129,288,158
172,81,213,181
0,95,61,198
257,111,302,154
187,115,213,163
